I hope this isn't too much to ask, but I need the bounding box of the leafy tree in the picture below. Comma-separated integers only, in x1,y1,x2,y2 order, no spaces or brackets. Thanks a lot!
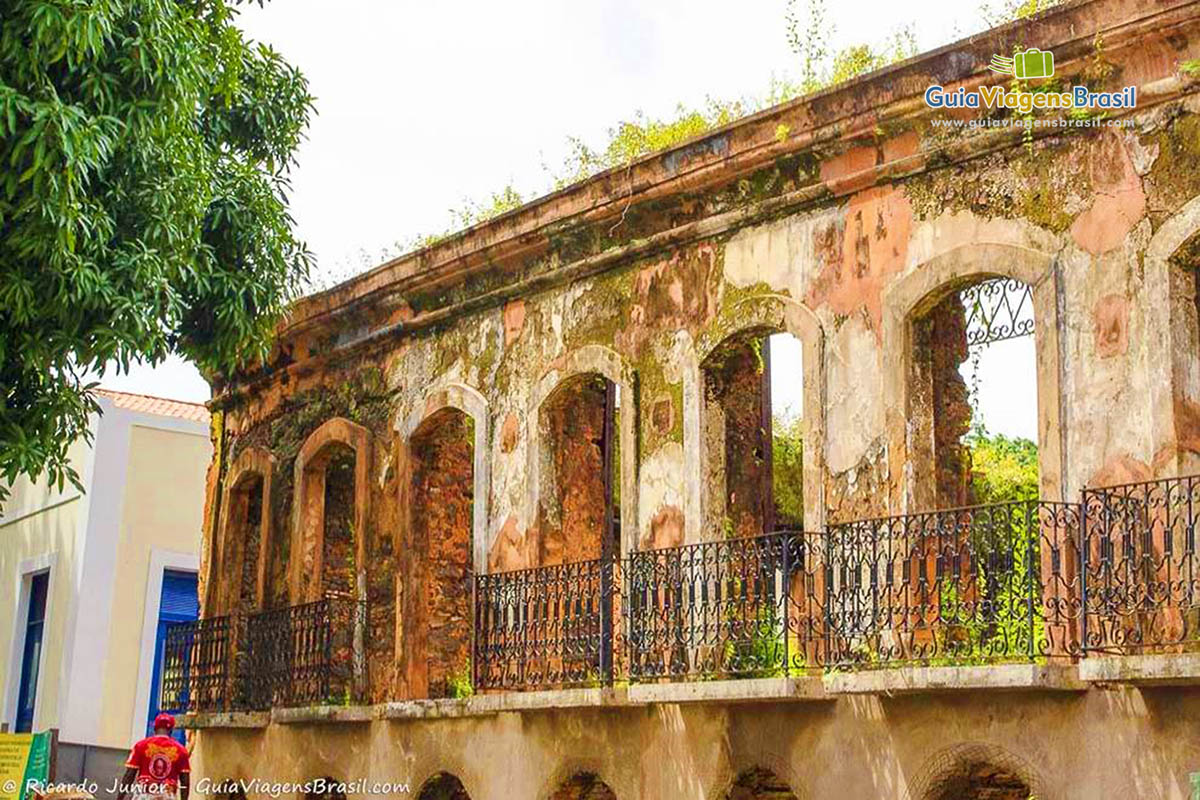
0,0,314,502
772,414,805,529
967,430,1040,504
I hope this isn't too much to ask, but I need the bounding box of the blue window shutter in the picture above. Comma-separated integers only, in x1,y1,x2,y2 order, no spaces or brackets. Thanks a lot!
159,570,198,621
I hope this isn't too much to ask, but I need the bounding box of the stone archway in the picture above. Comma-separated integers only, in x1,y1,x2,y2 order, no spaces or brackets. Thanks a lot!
723,767,799,800
527,344,638,558
409,407,475,698
212,446,274,615
909,743,1042,800
291,417,373,603
881,241,1063,509
548,772,617,800
416,772,472,800
687,294,826,540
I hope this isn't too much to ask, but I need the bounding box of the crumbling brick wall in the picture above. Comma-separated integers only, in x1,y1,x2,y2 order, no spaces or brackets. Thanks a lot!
548,774,616,800
411,409,474,697
235,477,263,614
911,293,973,510
704,332,772,538
321,446,358,597
416,774,470,800
538,374,614,565
724,768,798,800
925,762,1031,800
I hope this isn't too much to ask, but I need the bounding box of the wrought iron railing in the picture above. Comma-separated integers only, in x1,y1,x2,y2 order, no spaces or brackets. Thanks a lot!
825,501,1081,668
626,530,828,681
167,474,1200,710
160,615,235,714
473,558,620,691
1082,474,1200,654
158,596,367,714
242,594,368,708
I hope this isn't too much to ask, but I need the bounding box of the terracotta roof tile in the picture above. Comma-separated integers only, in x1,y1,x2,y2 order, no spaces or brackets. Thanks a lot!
95,389,210,424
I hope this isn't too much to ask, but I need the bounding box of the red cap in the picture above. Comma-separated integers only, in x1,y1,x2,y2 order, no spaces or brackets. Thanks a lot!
153,713,176,732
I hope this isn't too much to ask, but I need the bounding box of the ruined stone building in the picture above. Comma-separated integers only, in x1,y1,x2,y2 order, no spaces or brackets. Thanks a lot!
175,1,1200,797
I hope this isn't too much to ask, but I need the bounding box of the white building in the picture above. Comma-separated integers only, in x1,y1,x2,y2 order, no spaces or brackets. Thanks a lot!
0,390,211,786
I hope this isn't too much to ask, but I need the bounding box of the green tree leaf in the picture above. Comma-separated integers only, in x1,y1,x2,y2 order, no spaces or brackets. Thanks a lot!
0,0,314,504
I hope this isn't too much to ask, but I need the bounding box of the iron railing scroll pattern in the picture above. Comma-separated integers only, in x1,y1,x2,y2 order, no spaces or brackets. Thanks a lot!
1082,475,1200,654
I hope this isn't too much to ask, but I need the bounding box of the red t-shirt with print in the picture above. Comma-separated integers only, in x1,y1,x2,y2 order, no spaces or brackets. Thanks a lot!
125,735,190,790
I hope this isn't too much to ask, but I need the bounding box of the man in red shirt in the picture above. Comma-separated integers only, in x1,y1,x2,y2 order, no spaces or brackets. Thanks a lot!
116,714,191,800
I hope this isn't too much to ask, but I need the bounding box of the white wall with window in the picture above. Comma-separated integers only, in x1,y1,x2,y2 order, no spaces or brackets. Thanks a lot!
0,391,210,777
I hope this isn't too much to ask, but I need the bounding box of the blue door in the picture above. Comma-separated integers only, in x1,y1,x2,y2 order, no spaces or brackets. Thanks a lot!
15,572,49,733
146,570,198,742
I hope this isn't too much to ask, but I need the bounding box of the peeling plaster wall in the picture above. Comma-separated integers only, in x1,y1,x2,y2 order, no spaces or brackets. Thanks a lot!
207,4,1200,707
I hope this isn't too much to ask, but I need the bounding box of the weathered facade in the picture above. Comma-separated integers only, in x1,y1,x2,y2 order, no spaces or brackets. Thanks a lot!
182,1,1200,797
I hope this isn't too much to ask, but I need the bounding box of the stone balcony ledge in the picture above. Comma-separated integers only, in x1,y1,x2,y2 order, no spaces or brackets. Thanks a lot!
177,710,270,729
626,676,828,705
272,704,376,725
382,686,627,720
823,663,1085,695
180,664,1107,730
1079,653,1200,686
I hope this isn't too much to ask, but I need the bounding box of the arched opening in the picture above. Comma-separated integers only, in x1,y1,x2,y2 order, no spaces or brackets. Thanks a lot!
908,276,1039,510
314,442,357,598
417,773,471,800
536,373,620,565
265,498,290,611
224,472,265,615
925,764,1032,800
723,767,799,800
288,418,375,703
701,328,806,539
549,773,617,800
911,744,1039,800
411,408,475,698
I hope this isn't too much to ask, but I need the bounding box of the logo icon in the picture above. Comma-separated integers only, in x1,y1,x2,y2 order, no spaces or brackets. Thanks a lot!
990,48,1055,79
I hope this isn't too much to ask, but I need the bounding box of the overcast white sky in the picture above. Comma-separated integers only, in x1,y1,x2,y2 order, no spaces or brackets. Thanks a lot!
99,0,1038,439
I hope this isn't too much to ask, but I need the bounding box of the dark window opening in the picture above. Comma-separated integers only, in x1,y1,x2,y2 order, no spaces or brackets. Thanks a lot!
15,571,49,733
411,408,475,699
703,330,804,538
417,773,471,800
538,374,619,565
321,444,357,598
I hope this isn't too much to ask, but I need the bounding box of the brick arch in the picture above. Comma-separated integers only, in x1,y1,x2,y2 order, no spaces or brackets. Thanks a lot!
399,382,490,572
415,771,474,800
527,344,638,559
906,742,1045,800
685,294,827,540
303,776,348,800
213,446,275,615
539,767,622,800
881,241,1063,510
397,389,484,700
705,749,805,800
291,417,373,603
1146,194,1200,477
712,766,802,800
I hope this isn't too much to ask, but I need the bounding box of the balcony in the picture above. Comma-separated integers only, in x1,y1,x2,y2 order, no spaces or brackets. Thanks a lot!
162,475,1200,718
160,594,367,715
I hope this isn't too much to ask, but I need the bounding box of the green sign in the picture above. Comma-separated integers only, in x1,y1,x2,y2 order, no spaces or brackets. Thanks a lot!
0,732,51,800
